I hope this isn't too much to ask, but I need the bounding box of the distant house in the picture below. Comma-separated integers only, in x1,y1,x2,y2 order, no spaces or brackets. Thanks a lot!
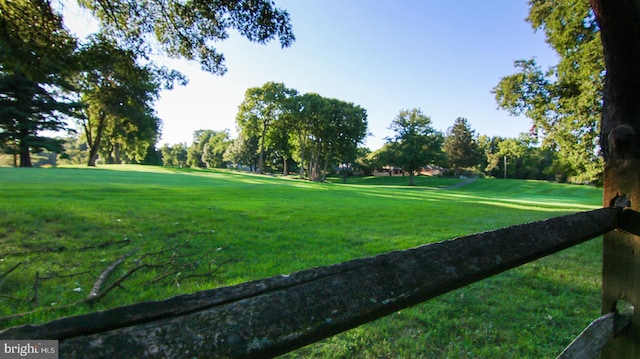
373,165,443,177
420,165,443,176
373,166,404,176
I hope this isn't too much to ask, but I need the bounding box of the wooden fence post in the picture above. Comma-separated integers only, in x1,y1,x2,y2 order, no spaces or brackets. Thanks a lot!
591,0,640,357
601,167,640,358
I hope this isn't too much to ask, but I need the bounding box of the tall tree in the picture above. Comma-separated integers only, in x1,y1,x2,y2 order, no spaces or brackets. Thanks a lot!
268,113,295,175
76,0,294,75
201,130,231,168
291,92,325,179
443,117,482,177
236,82,297,173
0,0,80,166
387,108,444,186
493,0,604,184
0,72,76,167
322,98,368,182
77,35,161,166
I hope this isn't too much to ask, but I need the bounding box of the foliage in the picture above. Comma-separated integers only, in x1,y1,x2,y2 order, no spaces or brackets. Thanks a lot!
0,72,74,167
291,92,325,178
236,82,298,173
386,108,444,185
76,35,161,166
58,135,89,165
443,117,482,176
351,147,374,176
300,96,368,182
160,143,188,167
0,0,296,168
234,84,368,181
0,166,602,358
493,0,604,184
224,132,258,171
0,0,80,167
77,0,294,75
481,134,564,181
201,130,232,169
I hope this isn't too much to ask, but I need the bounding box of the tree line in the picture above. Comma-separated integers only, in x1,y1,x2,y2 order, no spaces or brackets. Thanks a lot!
155,96,582,184
2,0,605,185
158,82,368,182
158,0,607,186
369,113,580,184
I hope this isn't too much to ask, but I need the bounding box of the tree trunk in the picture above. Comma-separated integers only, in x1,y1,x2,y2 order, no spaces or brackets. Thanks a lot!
321,158,329,182
86,113,106,167
19,149,31,167
258,120,269,174
298,134,306,179
282,156,287,175
114,143,121,164
590,0,640,357
309,147,317,181
18,128,32,167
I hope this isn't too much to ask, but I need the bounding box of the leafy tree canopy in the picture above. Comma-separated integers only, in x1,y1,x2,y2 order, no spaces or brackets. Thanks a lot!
77,34,161,166
493,0,603,184
77,0,295,75
0,0,81,166
386,108,444,186
236,82,298,173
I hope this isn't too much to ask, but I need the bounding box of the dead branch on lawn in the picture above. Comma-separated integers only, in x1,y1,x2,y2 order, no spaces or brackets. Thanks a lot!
0,262,22,281
0,241,229,325
0,262,22,288
85,262,148,304
87,252,133,301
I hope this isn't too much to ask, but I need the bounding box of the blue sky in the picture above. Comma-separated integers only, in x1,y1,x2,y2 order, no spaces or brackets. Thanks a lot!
66,1,558,151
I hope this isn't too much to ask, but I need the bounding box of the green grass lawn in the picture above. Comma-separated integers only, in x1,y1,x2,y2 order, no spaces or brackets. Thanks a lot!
0,166,603,357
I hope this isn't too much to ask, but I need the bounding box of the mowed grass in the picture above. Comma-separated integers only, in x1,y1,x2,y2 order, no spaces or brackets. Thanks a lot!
0,166,603,357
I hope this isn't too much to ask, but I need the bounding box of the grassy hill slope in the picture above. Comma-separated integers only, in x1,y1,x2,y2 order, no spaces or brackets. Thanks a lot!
0,166,603,357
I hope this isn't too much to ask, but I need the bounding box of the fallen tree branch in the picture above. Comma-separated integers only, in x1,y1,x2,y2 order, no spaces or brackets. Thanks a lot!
87,252,133,301
0,262,22,288
0,241,229,324
85,264,148,304
0,262,22,281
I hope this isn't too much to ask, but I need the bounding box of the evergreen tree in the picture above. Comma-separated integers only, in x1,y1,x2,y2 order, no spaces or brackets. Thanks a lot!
443,117,482,177
0,0,80,166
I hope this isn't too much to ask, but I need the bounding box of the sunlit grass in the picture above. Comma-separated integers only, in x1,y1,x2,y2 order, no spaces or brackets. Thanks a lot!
0,166,603,357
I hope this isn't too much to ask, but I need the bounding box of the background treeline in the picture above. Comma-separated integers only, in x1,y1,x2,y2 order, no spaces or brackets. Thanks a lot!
2,1,605,185
14,79,587,184
112,96,581,183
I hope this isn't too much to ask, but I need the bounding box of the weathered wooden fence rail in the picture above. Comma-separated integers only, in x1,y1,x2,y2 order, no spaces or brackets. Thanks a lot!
0,206,631,358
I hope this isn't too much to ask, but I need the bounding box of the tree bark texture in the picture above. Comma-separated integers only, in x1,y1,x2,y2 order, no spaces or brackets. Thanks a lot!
590,0,640,357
